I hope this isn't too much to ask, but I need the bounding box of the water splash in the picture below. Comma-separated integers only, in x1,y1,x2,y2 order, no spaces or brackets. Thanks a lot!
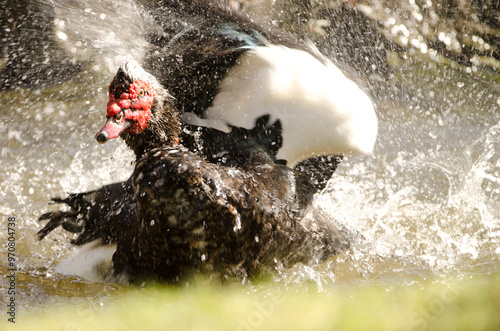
1,1,500,302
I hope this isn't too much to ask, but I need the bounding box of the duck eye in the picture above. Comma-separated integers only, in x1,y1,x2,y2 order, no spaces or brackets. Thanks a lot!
138,88,145,97
115,112,123,123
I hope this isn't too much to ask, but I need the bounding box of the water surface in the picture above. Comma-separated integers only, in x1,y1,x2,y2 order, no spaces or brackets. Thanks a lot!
1,0,499,320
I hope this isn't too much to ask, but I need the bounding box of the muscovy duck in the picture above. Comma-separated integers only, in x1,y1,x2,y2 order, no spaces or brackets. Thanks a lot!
94,59,368,282
38,0,377,282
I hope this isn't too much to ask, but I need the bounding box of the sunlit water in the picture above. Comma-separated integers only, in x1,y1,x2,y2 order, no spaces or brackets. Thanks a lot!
1,0,500,316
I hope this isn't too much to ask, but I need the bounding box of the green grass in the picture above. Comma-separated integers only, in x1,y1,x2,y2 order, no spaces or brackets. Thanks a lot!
3,276,500,331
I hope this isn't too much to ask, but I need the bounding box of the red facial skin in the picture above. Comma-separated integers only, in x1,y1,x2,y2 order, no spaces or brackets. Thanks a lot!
95,79,156,142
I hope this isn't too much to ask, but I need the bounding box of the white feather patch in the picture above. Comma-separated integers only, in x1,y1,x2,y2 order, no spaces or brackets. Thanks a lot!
55,240,116,282
182,45,378,167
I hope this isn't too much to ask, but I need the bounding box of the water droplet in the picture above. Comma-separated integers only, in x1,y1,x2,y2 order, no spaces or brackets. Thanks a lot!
56,31,67,41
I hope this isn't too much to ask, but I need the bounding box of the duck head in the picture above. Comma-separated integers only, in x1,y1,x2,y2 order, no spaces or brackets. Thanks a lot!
95,60,181,157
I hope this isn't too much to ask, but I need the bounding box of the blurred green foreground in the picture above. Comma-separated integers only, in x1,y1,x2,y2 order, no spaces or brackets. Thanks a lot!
2,275,499,331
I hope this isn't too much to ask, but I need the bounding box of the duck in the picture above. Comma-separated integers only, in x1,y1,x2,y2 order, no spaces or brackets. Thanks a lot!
95,59,368,282
38,0,377,282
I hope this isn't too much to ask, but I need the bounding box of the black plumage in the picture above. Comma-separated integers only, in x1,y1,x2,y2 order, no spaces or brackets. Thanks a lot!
113,146,349,282
38,180,135,245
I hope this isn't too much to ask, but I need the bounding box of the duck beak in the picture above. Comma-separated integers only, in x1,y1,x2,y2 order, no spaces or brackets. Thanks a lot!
95,114,131,144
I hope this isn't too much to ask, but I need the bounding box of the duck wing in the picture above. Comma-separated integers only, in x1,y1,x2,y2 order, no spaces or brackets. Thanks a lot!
38,178,135,245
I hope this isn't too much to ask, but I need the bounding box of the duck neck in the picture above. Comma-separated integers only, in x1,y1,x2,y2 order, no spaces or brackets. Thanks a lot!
123,97,182,160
